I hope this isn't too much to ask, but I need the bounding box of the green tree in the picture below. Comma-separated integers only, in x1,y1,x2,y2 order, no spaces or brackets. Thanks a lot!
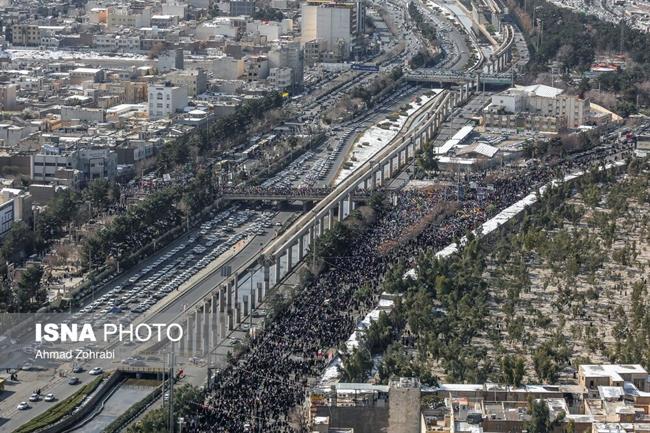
365,312,393,354
0,222,36,264
341,347,373,382
15,264,45,312
525,399,552,433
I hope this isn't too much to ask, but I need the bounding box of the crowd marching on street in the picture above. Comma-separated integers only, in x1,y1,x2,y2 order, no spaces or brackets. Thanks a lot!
181,143,633,433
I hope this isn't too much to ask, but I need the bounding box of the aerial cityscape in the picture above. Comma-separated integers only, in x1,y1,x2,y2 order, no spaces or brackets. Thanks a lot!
0,0,648,432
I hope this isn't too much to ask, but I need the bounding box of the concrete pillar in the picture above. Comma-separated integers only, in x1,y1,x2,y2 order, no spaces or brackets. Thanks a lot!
274,254,281,284
309,225,315,249
328,207,335,229
347,193,353,215
338,200,344,221
219,286,226,313
227,310,234,331
218,291,226,339
202,302,209,354
257,282,263,306
182,314,190,354
208,295,214,349
263,262,270,298
235,301,241,325
233,276,239,308
247,275,256,310
371,171,377,189
210,292,218,348
243,295,249,318
298,234,304,261
287,244,293,271
192,309,198,355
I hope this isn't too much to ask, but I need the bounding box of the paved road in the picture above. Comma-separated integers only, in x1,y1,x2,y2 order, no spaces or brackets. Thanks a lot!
0,211,294,432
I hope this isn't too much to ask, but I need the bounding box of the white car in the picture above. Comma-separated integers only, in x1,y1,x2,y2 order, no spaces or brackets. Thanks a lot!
44,393,56,402
88,367,103,375
17,402,30,410
29,393,40,402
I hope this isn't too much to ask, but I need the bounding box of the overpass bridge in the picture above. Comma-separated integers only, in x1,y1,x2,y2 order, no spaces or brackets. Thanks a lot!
405,70,515,86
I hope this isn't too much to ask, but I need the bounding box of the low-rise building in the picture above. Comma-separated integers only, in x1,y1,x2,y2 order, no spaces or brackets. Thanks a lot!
484,84,590,131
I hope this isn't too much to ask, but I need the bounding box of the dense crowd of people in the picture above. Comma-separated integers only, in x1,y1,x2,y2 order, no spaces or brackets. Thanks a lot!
181,143,632,432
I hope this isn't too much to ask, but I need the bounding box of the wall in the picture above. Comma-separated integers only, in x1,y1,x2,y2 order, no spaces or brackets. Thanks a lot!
314,405,389,433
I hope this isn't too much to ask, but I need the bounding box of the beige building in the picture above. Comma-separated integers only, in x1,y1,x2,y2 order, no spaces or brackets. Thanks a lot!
301,2,352,54
11,24,40,46
166,69,207,96
107,6,152,29
0,84,17,110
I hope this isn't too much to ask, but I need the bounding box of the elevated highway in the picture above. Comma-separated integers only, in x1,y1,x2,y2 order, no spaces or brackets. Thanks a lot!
152,82,478,357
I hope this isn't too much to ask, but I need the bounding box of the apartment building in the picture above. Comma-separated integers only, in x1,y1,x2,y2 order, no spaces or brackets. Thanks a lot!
147,83,188,120
0,84,17,110
107,5,152,29
301,2,352,53
31,146,117,183
0,188,32,237
11,24,40,46
166,69,207,96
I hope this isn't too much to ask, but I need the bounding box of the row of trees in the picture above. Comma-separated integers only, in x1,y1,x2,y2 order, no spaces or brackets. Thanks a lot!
408,2,436,42
158,92,285,170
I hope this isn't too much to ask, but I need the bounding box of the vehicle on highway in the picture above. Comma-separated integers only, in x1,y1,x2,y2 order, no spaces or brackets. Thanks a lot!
89,367,103,375
68,377,80,385
17,402,30,410
44,393,56,402
28,393,40,402
72,365,83,373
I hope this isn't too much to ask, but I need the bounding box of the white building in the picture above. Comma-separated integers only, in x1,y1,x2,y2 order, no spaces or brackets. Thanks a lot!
267,41,304,89
162,2,187,18
148,83,188,120
269,67,293,90
31,146,118,183
486,84,590,130
196,18,244,40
